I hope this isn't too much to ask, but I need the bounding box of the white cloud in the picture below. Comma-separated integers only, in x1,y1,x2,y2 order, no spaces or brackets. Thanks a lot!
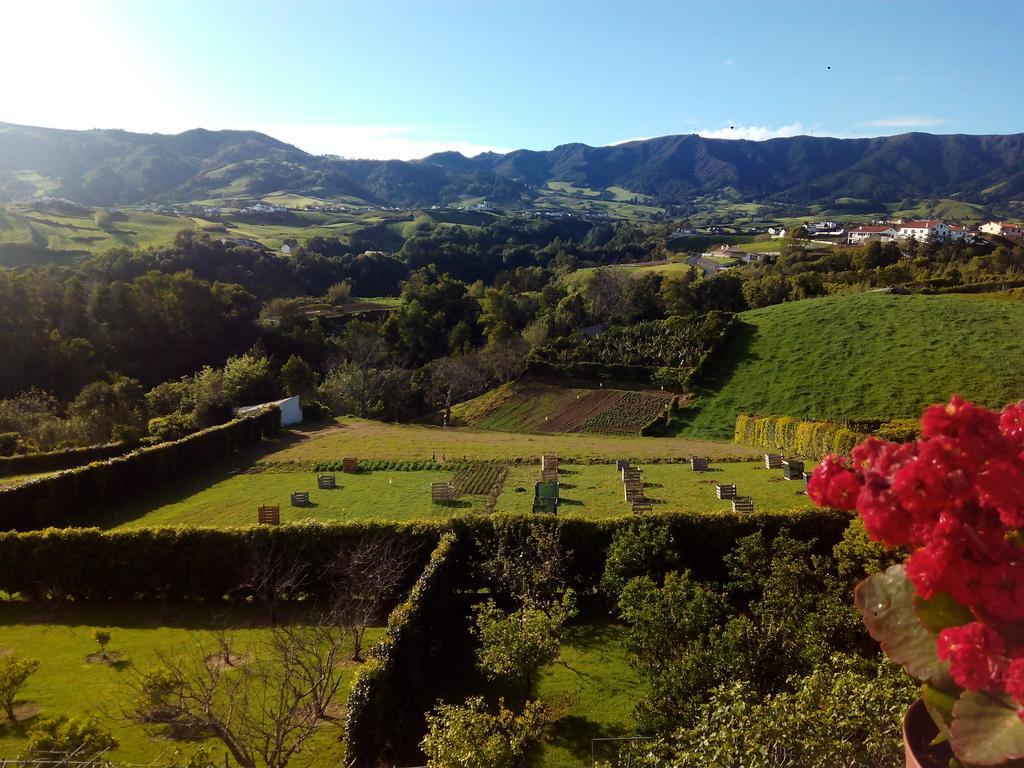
251,124,513,160
697,123,807,140
723,57,737,67
856,116,948,128
606,136,654,146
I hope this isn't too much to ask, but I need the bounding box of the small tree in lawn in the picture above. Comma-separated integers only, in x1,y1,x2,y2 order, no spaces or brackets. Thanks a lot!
22,715,117,760
93,629,111,660
421,696,549,768
473,593,574,695
0,655,40,721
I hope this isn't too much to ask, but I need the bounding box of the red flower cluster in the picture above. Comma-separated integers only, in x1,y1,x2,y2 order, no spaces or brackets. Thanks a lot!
810,396,1024,712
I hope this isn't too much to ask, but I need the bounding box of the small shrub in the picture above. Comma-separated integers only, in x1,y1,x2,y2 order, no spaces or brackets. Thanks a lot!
0,655,40,721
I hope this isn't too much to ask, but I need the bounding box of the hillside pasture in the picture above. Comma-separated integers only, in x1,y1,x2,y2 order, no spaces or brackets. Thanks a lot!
681,292,1024,440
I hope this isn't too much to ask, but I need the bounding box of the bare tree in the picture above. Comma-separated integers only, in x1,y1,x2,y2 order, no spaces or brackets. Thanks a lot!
129,622,346,768
235,544,309,625
325,536,419,661
428,355,486,427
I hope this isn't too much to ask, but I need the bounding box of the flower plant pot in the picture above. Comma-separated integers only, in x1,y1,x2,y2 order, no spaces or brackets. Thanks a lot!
903,699,953,768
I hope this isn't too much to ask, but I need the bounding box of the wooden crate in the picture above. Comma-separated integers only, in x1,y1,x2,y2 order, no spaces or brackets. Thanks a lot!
291,491,310,507
431,482,456,503
732,497,755,514
690,456,710,472
782,460,805,480
764,453,784,469
257,505,280,525
624,483,645,503
342,458,359,473
716,482,737,500
541,454,559,472
631,502,653,515
317,474,336,489
540,468,559,482
621,467,642,483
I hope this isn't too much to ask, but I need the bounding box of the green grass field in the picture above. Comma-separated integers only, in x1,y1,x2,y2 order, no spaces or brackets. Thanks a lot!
681,292,1024,440
92,467,483,530
269,419,759,463
534,622,646,768
0,603,380,765
495,460,808,518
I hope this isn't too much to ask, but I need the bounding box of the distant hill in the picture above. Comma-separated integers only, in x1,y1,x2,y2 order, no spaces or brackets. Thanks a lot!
2,121,1024,209
679,292,1024,440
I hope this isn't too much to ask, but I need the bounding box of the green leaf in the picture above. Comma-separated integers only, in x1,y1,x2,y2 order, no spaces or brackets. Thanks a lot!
854,564,947,684
950,691,1024,766
923,683,957,744
914,591,975,634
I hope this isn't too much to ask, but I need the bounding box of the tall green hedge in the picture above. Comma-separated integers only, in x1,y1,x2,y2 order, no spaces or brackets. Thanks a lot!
345,532,474,767
0,440,153,478
0,520,439,602
0,408,282,531
734,414,869,458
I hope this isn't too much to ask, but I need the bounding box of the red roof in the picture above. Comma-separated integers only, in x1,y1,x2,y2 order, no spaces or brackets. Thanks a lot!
900,219,944,229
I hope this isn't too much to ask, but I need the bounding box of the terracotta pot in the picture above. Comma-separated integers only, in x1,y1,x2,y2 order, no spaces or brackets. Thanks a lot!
903,699,953,768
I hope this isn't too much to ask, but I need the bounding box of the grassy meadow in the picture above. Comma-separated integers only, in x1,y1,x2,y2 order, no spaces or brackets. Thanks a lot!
534,623,646,768
0,603,380,765
268,418,760,463
681,292,1024,440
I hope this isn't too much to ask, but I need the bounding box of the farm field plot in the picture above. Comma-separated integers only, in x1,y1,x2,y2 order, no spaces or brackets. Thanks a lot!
533,622,646,768
0,603,381,765
453,382,676,435
682,293,1024,440
271,418,760,463
92,468,485,529
494,460,811,518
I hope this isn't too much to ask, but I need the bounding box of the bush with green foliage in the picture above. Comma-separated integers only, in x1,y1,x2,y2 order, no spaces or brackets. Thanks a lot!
473,592,575,687
600,520,679,599
641,655,914,768
0,655,40,721
420,697,548,768
22,716,118,760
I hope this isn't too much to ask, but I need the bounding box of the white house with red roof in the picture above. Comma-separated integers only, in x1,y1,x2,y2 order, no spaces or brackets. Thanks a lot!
980,221,1024,241
897,219,950,241
847,225,897,245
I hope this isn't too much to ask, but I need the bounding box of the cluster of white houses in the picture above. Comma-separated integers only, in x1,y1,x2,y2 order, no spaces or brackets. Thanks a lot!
847,219,1024,246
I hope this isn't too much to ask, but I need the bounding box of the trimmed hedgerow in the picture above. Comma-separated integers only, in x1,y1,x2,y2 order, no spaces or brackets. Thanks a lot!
0,408,282,531
0,520,439,602
0,439,154,478
345,532,474,766
734,414,868,458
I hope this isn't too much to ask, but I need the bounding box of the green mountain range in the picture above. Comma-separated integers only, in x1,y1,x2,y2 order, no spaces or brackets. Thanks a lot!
2,121,1023,209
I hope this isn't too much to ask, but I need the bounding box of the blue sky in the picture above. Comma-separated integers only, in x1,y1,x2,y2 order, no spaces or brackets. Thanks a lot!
3,0,1022,158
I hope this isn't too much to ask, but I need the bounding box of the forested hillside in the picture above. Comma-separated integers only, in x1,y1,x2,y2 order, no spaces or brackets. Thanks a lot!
3,121,1024,207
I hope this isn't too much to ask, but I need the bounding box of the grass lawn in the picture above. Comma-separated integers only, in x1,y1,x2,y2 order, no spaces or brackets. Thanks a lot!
268,419,760,463
0,603,380,766
681,292,1024,441
495,461,810,518
92,467,482,530
534,622,646,768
